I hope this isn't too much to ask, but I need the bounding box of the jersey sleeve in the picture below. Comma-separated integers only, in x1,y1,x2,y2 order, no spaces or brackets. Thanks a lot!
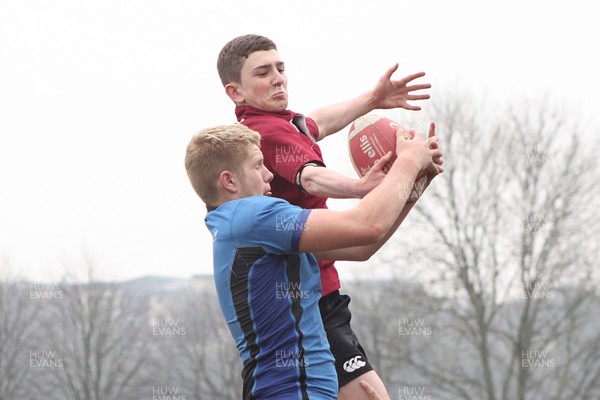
305,116,320,142
231,197,311,254
260,130,324,185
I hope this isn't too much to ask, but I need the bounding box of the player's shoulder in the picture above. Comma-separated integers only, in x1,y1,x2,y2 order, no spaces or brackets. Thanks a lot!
216,196,291,216
239,195,289,208
241,112,298,135
207,197,291,233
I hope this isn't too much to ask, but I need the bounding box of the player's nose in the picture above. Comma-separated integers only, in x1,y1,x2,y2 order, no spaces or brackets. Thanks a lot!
263,166,274,183
272,71,284,86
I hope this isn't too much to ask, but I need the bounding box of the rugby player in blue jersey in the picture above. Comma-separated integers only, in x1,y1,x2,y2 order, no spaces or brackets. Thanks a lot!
184,124,442,399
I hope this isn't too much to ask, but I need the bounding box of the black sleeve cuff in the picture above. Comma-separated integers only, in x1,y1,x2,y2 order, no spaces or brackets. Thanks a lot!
295,161,326,193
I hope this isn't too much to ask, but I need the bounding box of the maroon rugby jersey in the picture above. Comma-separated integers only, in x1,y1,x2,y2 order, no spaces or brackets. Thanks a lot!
236,105,341,296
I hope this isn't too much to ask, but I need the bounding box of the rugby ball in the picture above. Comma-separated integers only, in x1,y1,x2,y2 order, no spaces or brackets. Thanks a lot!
348,114,427,202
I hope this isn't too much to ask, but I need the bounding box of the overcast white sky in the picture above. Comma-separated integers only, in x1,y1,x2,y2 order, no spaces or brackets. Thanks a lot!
1,0,598,282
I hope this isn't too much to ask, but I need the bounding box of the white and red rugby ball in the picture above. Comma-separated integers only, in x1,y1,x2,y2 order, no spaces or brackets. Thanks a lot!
348,114,427,202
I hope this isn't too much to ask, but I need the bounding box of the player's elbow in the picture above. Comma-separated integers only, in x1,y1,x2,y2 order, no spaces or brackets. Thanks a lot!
352,249,375,262
357,222,386,245
301,176,318,197
299,168,320,197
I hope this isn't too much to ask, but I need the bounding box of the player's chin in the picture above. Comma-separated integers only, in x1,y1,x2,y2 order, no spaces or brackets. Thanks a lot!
269,97,288,111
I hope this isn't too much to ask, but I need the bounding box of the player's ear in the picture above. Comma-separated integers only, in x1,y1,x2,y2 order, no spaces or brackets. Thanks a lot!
218,170,238,194
225,82,244,104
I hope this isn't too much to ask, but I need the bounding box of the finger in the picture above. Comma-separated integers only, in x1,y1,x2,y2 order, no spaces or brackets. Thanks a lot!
428,137,439,150
428,122,436,138
428,161,441,175
403,128,416,140
409,129,421,140
401,104,422,111
406,94,431,101
397,71,426,85
405,83,432,92
373,152,393,170
359,381,380,399
395,126,410,141
380,151,393,163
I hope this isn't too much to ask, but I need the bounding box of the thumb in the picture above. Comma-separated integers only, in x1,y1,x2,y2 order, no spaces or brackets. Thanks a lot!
372,152,393,172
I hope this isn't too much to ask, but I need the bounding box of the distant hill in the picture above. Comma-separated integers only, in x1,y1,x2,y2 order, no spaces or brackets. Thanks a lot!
121,274,213,293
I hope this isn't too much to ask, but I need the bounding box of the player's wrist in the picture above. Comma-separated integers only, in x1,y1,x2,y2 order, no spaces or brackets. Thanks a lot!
391,155,421,179
360,90,379,112
354,177,370,198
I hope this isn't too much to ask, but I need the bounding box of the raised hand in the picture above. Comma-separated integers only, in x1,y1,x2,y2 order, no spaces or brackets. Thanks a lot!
370,64,431,111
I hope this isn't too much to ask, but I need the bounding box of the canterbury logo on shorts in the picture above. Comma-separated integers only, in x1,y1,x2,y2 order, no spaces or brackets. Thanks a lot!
343,355,366,373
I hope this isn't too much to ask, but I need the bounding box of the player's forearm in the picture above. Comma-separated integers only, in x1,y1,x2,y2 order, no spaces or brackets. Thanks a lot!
351,157,420,240
308,91,376,140
315,201,415,262
362,201,415,257
299,157,420,254
301,166,365,199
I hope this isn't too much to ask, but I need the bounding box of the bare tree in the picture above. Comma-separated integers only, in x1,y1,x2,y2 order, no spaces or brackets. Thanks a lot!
40,260,151,400
169,283,242,400
374,94,600,400
0,261,43,400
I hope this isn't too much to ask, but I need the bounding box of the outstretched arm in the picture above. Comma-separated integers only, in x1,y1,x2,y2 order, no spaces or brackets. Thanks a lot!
301,152,393,199
308,65,431,141
313,123,443,261
313,200,416,262
299,127,441,254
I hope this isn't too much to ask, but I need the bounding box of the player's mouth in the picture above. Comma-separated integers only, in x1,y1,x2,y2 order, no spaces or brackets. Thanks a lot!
272,91,287,99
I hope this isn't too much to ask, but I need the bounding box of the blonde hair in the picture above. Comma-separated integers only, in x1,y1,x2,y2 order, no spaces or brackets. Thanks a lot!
184,124,261,205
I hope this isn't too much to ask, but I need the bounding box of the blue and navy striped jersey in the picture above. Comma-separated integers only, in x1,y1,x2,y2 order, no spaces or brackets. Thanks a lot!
205,196,337,400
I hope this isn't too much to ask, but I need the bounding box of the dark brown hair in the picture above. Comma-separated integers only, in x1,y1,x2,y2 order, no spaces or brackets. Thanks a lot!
217,34,277,86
